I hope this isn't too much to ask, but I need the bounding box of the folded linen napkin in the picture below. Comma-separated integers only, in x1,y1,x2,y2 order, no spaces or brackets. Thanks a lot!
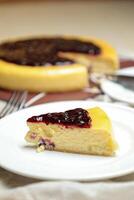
1,180,134,200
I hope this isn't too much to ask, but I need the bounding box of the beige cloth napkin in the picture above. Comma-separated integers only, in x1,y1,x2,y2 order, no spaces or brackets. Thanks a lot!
0,145,134,200
1,175,134,200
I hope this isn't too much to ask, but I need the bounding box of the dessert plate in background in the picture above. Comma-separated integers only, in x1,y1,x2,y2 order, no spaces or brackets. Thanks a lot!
118,51,134,76
0,101,134,181
101,79,134,106
101,66,134,105
101,51,134,105
117,66,134,77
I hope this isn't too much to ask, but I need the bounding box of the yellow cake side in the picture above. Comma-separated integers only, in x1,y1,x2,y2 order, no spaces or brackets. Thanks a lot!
88,107,112,132
25,107,117,156
0,61,88,92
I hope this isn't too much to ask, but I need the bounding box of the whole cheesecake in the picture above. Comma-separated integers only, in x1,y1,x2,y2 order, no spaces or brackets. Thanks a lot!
0,36,118,92
25,107,117,156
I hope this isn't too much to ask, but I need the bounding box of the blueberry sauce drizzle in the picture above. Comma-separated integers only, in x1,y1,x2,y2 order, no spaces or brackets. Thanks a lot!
27,108,92,128
0,37,101,66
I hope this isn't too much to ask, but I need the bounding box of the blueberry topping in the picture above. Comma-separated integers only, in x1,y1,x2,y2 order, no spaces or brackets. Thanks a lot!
0,37,101,66
27,108,92,128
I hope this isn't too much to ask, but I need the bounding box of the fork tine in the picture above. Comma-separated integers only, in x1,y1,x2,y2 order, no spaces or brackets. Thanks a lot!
0,92,21,117
0,91,28,118
14,91,28,111
0,92,18,118
5,91,27,115
18,91,28,110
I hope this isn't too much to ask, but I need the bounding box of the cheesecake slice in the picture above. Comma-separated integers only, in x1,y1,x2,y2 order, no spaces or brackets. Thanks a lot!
25,107,117,156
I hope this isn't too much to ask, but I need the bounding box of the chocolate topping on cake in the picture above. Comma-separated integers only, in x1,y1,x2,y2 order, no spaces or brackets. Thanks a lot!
27,108,92,128
0,37,101,66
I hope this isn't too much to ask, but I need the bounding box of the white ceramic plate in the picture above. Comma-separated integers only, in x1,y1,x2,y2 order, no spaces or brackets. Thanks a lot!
100,52,134,105
117,67,134,77
0,100,134,181
101,79,134,105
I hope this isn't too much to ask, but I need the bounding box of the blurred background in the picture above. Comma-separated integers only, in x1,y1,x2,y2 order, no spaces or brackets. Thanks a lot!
0,0,134,53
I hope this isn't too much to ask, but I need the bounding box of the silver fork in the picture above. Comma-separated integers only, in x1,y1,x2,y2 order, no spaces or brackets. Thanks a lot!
0,91,28,118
